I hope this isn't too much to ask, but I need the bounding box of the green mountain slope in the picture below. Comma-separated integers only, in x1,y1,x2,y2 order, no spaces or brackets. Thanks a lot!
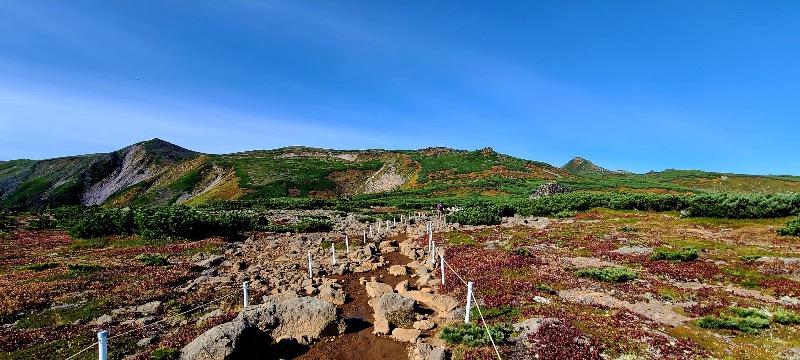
562,157,613,175
2,140,800,211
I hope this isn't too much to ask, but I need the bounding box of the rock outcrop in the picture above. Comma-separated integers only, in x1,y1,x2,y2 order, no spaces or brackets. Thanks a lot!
529,181,572,199
180,297,346,359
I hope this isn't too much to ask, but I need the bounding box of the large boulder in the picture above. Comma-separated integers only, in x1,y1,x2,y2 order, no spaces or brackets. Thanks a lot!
369,293,416,328
529,181,571,199
180,320,257,360
181,297,346,359
269,297,346,344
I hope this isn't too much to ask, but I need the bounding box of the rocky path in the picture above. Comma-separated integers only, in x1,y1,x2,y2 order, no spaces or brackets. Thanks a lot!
296,250,414,359
181,218,456,359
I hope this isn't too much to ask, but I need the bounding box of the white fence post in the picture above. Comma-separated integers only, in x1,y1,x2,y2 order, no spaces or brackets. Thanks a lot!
98,330,108,360
369,225,373,238
362,230,366,244
464,281,474,324
345,235,349,254
378,221,381,234
440,253,445,285
331,243,336,265
242,281,249,308
307,252,313,279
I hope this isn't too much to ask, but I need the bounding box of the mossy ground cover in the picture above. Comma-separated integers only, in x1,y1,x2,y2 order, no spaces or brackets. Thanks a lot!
434,208,800,359
0,220,228,359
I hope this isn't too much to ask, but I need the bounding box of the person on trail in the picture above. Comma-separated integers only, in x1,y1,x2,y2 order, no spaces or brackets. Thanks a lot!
436,202,444,214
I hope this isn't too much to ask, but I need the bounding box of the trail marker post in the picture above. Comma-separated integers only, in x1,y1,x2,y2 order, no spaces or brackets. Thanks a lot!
440,254,445,285
331,243,336,265
363,231,366,244
307,252,313,279
465,281,474,324
98,330,108,360
345,235,349,254
242,281,249,308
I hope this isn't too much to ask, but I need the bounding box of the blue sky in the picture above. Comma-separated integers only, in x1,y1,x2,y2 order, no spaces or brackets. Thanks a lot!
1,1,799,175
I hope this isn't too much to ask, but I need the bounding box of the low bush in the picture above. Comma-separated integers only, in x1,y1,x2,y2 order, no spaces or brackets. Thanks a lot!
575,267,637,282
773,310,800,325
294,218,333,233
650,247,700,262
698,307,772,334
697,315,770,334
778,216,800,236
447,208,501,226
67,263,104,276
21,262,59,271
439,323,508,347
152,347,179,360
507,247,533,258
24,216,57,230
137,253,169,266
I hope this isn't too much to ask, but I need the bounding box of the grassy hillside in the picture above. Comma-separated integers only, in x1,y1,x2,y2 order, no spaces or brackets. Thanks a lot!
2,140,800,212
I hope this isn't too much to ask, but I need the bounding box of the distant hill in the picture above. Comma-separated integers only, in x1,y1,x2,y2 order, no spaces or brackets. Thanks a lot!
561,157,615,175
2,140,800,211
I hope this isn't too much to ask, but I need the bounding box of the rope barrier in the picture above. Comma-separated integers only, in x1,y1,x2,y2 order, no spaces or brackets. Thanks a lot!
108,288,239,341
65,342,97,360
441,256,502,360
65,287,239,359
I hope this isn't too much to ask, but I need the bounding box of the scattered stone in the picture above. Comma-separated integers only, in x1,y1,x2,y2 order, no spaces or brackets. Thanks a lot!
395,280,409,292
389,265,408,276
391,328,421,343
135,301,162,315
93,314,112,325
137,337,154,347
318,282,346,305
366,281,393,298
413,320,435,330
373,318,390,335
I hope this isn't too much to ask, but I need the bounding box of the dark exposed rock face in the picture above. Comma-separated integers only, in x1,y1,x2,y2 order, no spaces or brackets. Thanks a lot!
529,181,572,199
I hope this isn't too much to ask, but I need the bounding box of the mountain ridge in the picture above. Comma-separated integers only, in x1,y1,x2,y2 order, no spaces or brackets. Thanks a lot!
2,139,800,211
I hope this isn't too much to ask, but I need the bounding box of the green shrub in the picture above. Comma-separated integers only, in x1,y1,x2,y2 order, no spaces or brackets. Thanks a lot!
447,207,501,226
471,305,521,322
137,253,169,266
439,322,508,347
294,218,333,233
152,347,179,360
697,314,770,334
21,262,59,271
575,267,637,282
24,216,57,230
650,247,700,262
67,263,103,275
729,307,770,320
507,247,533,257
778,216,800,236
773,310,800,325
